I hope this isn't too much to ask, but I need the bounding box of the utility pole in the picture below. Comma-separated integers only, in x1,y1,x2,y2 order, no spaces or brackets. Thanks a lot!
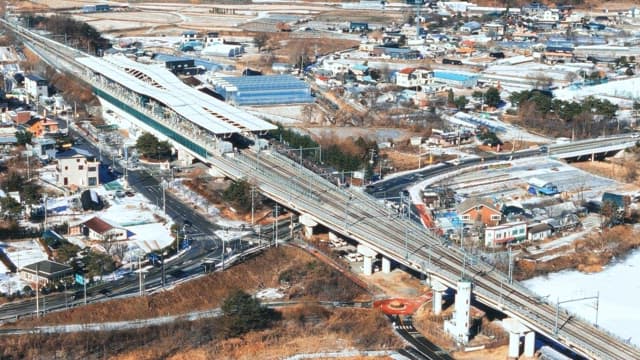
162,180,167,215
83,273,87,305
35,263,39,317
274,204,279,248
43,194,47,230
161,254,165,288
138,256,143,296
250,186,256,226
508,246,513,284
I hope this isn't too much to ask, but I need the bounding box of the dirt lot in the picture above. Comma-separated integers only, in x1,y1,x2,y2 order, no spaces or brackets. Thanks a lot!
366,269,426,298
572,157,640,188
382,148,454,172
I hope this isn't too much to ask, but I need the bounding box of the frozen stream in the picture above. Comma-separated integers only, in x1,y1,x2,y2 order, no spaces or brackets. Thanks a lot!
523,249,640,347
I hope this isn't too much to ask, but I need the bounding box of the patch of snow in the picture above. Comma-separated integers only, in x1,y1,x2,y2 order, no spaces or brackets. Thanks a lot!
214,229,252,242
100,199,160,227
0,273,28,295
127,223,175,252
3,239,48,268
524,248,640,347
89,189,99,203
215,219,249,229
255,287,285,300
554,77,640,102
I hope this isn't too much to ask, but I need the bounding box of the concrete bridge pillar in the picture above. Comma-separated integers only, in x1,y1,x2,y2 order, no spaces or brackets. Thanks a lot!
177,147,194,167
431,280,447,315
381,257,391,273
524,331,535,357
299,214,318,239
503,318,536,359
357,244,378,276
363,255,373,275
507,331,520,359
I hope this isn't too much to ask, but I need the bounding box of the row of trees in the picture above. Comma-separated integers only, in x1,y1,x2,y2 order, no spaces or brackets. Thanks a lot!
509,90,620,138
23,14,109,55
269,125,374,172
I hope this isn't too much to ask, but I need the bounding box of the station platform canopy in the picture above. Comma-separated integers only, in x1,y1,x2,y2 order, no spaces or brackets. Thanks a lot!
76,55,276,135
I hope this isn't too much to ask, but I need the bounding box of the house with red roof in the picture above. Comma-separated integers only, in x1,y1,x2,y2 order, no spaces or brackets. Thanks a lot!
395,67,434,88
69,216,128,242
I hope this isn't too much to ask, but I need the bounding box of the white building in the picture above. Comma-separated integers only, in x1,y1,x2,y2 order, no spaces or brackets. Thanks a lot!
484,221,527,247
537,10,560,22
56,148,100,188
527,223,553,241
24,74,48,103
201,43,243,58
70,216,128,242
395,67,434,88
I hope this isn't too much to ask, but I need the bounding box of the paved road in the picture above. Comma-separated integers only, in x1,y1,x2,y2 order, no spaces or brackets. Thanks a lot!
393,316,454,360
68,125,219,235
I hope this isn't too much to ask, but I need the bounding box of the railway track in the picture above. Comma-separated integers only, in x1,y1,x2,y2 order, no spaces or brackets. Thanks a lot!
5,18,639,359
225,150,638,360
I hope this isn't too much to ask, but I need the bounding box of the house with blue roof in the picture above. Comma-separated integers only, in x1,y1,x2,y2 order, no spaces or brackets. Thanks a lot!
433,71,479,88
460,21,481,34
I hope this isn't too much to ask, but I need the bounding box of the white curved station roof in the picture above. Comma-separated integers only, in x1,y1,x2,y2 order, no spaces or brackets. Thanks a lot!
76,55,276,135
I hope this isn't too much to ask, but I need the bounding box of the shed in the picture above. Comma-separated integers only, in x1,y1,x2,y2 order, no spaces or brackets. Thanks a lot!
527,223,552,241
528,177,558,196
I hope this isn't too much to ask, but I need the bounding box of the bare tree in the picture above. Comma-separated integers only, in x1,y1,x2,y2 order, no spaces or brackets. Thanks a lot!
533,73,553,90
254,32,270,52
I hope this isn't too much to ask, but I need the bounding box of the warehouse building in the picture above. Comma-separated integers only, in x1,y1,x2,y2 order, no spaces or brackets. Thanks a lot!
210,75,314,106
201,43,243,58
433,70,479,88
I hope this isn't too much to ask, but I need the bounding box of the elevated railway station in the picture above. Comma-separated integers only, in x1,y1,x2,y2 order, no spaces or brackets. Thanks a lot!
76,55,275,161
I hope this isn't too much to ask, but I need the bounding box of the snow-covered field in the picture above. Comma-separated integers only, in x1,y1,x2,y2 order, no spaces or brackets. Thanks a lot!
0,239,49,295
429,158,618,203
524,249,640,347
554,77,640,103
3,239,48,269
